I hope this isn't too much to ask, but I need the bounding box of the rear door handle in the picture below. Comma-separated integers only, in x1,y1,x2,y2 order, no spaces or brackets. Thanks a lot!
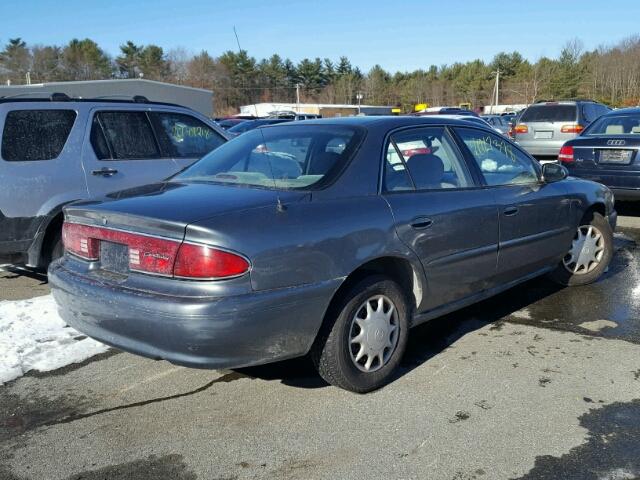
410,217,433,229
503,206,519,216
92,168,118,177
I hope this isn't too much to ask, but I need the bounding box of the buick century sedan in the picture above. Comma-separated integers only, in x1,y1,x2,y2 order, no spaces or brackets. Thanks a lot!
50,116,616,392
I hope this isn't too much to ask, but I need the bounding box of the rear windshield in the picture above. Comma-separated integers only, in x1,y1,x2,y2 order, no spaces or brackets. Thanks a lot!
173,124,364,190
582,114,640,136
520,105,577,123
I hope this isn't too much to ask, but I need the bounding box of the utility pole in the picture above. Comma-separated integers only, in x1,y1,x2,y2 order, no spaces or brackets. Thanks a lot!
356,92,363,115
492,68,500,113
295,83,301,112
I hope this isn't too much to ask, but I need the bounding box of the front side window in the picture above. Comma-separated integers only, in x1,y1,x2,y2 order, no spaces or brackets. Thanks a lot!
150,112,225,158
582,114,640,136
384,126,472,191
455,127,539,186
92,111,159,160
2,109,76,161
173,125,363,190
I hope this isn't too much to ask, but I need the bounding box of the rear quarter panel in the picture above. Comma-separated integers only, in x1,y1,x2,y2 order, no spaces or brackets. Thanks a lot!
184,195,424,292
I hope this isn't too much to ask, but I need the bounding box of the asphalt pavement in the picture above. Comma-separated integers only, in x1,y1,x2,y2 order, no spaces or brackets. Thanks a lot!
1,222,639,480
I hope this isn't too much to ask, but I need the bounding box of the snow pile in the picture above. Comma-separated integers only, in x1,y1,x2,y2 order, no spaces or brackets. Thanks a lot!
0,295,109,384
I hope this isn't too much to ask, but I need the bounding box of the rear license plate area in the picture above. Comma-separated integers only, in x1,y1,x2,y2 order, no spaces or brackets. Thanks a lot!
99,241,129,274
534,130,553,139
598,149,633,164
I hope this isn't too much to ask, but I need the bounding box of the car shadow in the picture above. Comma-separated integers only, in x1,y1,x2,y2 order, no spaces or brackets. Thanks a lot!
0,265,48,284
238,277,564,391
616,201,640,217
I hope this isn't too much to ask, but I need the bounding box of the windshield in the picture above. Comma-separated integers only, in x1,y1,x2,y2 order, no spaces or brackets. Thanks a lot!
582,114,640,136
520,104,577,123
172,124,364,190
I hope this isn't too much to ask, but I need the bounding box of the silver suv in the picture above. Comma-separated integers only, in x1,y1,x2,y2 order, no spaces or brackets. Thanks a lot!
514,100,610,159
0,94,227,268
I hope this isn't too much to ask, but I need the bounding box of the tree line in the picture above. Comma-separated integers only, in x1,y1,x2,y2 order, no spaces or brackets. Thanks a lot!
1,36,640,115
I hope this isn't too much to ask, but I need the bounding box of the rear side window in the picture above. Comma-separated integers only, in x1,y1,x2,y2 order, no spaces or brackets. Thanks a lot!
149,112,225,158
2,109,76,161
92,111,159,160
520,105,577,123
384,127,472,191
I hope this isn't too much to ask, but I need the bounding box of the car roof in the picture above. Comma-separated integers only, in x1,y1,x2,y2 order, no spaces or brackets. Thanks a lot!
0,94,183,109
604,107,640,115
265,115,484,129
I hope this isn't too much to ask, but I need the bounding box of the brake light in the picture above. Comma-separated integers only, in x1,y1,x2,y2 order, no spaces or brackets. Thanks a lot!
561,125,584,134
514,124,528,134
61,222,250,280
558,145,575,164
174,243,249,279
62,223,99,260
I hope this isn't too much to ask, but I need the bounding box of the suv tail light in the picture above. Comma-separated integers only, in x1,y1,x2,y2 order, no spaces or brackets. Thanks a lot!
62,222,250,280
561,124,584,134
514,124,528,134
558,145,575,164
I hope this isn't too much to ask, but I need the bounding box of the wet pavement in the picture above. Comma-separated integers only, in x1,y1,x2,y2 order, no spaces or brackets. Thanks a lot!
1,226,640,479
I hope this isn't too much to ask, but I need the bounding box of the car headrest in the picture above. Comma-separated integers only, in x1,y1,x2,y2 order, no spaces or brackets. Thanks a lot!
309,151,341,175
406,154,445,186
605,125,624,134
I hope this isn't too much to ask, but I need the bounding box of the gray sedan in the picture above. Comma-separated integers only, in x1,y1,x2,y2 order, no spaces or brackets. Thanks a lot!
50,116,616,392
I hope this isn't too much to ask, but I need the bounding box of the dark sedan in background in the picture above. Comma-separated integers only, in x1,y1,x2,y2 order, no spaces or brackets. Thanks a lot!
50,116,616,393
559,108,640,200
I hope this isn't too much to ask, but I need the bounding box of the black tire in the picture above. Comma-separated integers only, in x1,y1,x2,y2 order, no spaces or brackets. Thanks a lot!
44,231,64,267
311,275,410,393
548,212,613,286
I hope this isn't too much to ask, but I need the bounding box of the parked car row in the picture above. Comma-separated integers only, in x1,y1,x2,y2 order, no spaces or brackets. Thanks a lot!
0,92,626,393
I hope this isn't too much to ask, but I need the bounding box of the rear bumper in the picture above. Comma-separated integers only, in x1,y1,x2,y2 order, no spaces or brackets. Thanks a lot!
516,141,563,157
49,259,340,369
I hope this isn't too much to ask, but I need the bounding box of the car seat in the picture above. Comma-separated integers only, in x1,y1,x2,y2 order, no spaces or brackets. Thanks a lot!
406,153,456,189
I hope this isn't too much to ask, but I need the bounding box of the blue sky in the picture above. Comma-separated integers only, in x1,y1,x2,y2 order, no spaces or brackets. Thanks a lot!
2,0,639,72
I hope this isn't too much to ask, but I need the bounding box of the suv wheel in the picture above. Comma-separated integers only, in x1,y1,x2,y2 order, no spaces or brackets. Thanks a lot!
312,275,409,393
549,212,613,286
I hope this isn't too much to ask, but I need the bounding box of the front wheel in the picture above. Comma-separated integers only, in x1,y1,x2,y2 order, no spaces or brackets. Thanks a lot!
549,212,613,286
311,275,410,393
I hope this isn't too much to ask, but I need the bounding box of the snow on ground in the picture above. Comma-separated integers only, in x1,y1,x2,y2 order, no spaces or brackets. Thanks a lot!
0,294,109,384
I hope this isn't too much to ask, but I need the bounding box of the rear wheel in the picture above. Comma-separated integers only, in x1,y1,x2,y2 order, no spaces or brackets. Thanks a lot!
311,275,409,393
549,212,613,286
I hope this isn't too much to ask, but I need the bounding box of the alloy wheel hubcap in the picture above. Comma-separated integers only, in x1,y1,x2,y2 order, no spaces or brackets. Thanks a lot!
349,295,399,372
563,225,605,275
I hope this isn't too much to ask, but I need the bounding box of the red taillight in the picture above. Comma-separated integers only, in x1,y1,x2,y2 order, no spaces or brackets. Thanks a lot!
62,222,249,280
558,145,575,164
62,223,99,260
514,124,528,134
561,124,584,134
174,243,249,279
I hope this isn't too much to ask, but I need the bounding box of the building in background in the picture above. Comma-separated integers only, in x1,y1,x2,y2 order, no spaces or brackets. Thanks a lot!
0,79,214,116
239,102,397,118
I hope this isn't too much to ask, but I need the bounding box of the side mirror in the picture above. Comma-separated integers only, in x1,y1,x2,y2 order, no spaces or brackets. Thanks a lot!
542,162,568,183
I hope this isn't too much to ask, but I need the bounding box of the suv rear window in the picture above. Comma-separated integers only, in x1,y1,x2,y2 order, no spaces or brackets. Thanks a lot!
520,105,577,123
2,109,77,161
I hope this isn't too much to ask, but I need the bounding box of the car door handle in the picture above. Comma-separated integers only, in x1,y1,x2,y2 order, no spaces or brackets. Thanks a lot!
92,168,118,177
410,217,433,229
503,206,519,216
